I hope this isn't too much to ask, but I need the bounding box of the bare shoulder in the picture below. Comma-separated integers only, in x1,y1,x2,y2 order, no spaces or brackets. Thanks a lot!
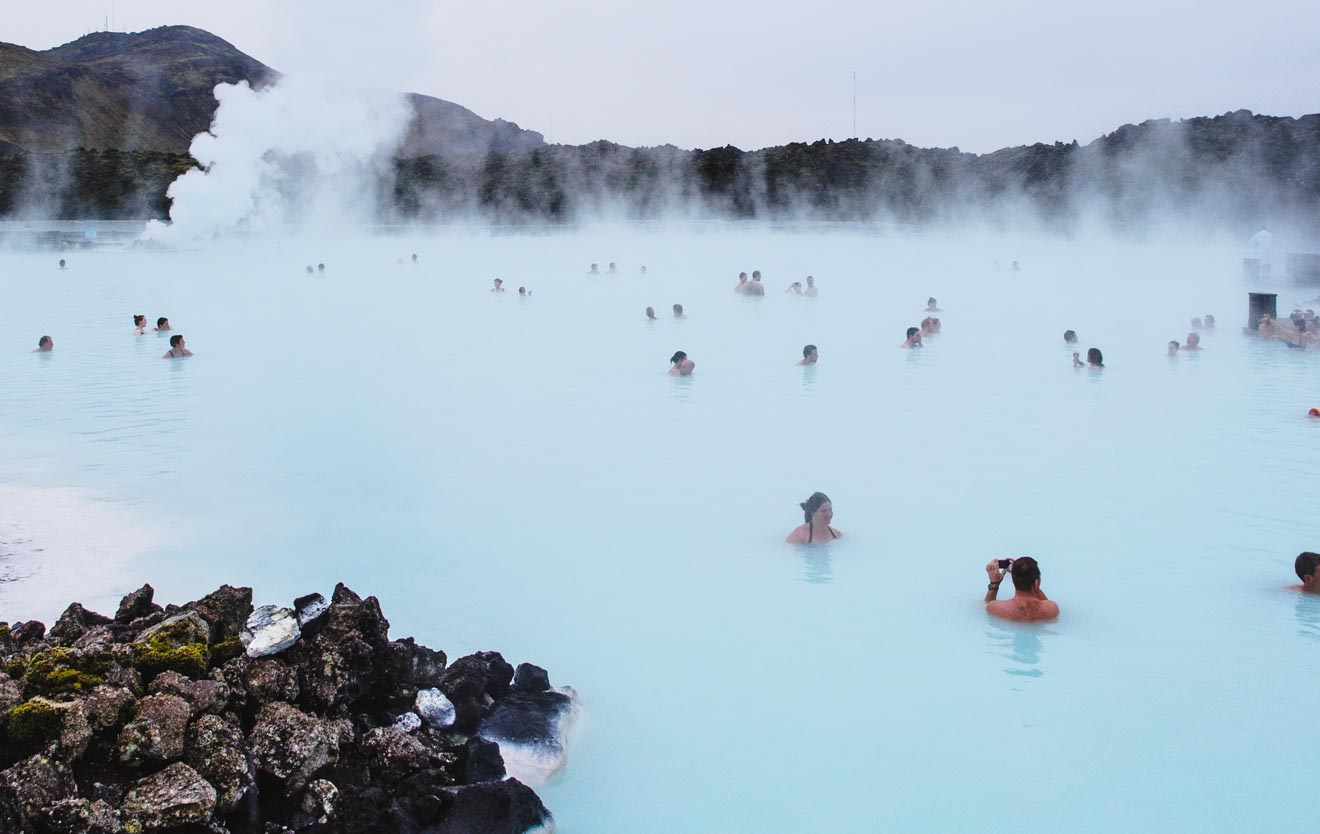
786,525,808,544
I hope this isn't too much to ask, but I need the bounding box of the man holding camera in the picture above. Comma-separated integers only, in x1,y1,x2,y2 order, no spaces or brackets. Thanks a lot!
983,557,1059,622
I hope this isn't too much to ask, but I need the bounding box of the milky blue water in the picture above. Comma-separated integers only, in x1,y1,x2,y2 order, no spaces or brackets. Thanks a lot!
2,228,1318,832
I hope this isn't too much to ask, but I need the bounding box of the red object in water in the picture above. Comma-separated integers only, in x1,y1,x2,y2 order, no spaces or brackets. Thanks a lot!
1309,408,1320,417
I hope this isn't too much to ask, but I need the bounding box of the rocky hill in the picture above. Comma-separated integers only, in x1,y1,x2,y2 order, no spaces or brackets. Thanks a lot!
0,26,543,157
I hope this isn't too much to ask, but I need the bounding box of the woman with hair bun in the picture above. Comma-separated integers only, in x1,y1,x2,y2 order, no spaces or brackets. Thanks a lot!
785,492,841,544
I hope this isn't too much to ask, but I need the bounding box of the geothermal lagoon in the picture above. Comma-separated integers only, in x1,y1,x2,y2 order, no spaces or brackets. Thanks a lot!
3,227,1318,830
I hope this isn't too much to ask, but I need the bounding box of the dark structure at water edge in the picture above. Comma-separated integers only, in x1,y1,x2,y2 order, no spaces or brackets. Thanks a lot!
0,583,576,833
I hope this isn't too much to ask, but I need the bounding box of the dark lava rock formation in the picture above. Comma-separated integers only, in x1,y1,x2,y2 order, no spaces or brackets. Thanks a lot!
0,582,573,833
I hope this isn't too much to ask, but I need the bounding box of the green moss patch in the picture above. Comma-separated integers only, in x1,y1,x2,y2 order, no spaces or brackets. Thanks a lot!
4,698,62,746
133,639,210,680
21,648,110,697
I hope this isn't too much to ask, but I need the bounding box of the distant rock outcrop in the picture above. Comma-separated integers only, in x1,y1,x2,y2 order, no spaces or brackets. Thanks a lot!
0,582,576,833
0,26,543,157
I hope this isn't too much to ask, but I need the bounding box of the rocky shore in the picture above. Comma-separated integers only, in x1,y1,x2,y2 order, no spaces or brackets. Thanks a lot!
0,583,577,833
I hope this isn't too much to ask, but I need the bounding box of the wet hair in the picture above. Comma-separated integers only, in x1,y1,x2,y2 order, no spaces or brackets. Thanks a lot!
673,304,683,315
738,272,747,279
493,278,503,285
1296,552,1320,581
411,253,417,260
134,315,145,326
1010,556,1041,591
752,270,761,279
58,259,66,267
518,287,526,294
803,344,817,358
1169,341,1180,349
1064,330,1077,343
38,335,51,347
645,307,655,316
157,317,168,327
1087,348,1103,366
906,327,919,339
670,351,687,365
170,334,183,348
317,263,325,271
800,492,831,523
306,265,313,273
1204,314,1215,324
928,297,937,304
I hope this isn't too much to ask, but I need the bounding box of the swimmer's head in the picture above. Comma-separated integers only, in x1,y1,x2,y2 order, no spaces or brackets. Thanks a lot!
1296,552,1320,581
306,265,313,274
800,491,832,525
58,259,66,268
1064,330,1077,344
641,266,647,274
37,335,52,350
493,278,503,287
411,253,418,262
317,263,325,272
673,303,683,316
170,334,183,348
1191,317,1203,330
1204,314,1215,326
906,327,920,339
609,262,617,269
806,275,814,285
646,307,656,318
1168,341,1180,354
927,297,937,307
802,344,817,360
1087,348,1103,366
1186,332,1199,347
157,317,169,328
134,315,145,326
670,350,687,365
518,286,526,295
1009,556,1041,592
752,271,761,280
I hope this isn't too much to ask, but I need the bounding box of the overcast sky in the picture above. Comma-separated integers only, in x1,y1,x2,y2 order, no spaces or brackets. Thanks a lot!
9,0,1319,153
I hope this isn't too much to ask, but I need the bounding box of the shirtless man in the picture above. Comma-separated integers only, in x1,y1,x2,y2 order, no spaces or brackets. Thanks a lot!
901,327,922,348
734,272,749,293
797,344,818,365
672,303,687,319
491,279,506,293
1184,332,1201,350
1293,552,1320,593
984,557,1059,622
155,317,171,332
805,275,818,297
33,335,53,353
1168,340,1180,355
162,334,193,358
745,271,766,296
926,297,942,312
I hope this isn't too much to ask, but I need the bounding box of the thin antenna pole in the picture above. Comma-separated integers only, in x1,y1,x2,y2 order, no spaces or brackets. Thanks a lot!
852,71,857,138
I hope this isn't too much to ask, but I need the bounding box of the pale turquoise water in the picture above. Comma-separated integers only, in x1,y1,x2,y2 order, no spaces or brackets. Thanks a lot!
2,228,1319,832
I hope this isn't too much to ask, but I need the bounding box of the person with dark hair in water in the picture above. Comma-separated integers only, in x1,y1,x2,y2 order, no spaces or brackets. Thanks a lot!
155,317,171,332
162,334,193,359
133,315,147,335
33,336,53,353
1074,348,1103,368
317,263,326,273
306,265,314,274
983,557,1059,622
668,351,694,376
608,262,618,274
645,307,657,320
786,492,841,543
1168,340,1180,356
411,253,418,264
734,272,748,293
1203,314,1216,330
805,275,818,297
901,327,922,348
1184,332,1201,350
786,282,803,295
746,271,765,296
1293,552,1320,593
588,263,600,275
1064,330,1078,345
58,259,67,270
926,297,942,312
797,344,818,365
491,279,505,293
672,303,687,319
